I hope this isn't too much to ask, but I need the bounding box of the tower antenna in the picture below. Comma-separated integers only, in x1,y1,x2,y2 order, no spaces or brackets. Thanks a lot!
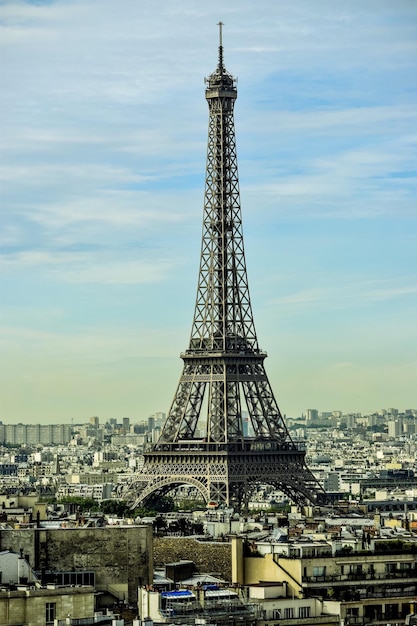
218,21,224,73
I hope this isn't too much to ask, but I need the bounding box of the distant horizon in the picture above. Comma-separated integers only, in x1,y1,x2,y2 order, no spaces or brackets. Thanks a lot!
1,405,416,427
1,1,416,424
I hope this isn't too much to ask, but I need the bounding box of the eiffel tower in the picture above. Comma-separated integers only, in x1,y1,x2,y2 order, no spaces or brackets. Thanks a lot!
127,25,324,511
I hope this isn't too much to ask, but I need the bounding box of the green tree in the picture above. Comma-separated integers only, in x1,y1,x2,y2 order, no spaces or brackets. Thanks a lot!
100,500,131,517
59,497,99,512
147,495,175,513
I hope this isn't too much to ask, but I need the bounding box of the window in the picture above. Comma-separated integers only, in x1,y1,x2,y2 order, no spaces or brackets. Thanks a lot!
385,604,399,619
347,608,359,617
299,606,311,619
313,566,326,578
46,602,56,623
399,562,411,571
284,608,294,619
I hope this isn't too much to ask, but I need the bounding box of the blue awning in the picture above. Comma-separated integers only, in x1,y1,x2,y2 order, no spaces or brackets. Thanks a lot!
162,590,195,599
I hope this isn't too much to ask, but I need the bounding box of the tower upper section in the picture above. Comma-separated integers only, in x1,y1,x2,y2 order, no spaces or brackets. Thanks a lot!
205,22,237,105
188,24,259,355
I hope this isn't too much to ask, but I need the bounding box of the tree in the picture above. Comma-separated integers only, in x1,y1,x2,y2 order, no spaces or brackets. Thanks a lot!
100,500,131,517
59,497,99,512
147,495,175,513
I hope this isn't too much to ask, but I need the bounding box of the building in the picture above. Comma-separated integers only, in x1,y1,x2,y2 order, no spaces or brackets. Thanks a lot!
56,482,113,501
0,523,153,606
138,560,340,626
0,423,72,446
232,530,417,625
0,550,97,626
138,583,260,626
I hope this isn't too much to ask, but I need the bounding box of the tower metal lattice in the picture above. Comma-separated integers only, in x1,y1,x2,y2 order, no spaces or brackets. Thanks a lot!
126,25,324,510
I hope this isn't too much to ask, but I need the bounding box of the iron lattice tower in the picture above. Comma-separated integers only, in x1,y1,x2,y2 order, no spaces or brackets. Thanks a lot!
127,25,324,510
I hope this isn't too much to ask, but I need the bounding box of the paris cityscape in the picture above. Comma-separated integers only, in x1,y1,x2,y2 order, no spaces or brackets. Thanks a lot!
1,2,417,626
1,405,417,626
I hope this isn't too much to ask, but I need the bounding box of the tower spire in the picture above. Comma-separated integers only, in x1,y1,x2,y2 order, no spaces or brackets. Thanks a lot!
218,21,224,73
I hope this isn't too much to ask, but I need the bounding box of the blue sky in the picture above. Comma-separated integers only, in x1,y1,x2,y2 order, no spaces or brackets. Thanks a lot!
1,0,416,424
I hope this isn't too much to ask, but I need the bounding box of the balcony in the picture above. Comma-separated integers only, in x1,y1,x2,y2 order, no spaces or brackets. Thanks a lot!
345,610,409,625
259,618,339,626
304,568,417,586
54,612,119,626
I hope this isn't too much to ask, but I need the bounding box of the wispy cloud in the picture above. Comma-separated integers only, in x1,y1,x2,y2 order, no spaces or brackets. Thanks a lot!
61,258,176,285
1,247,180,284
270,280,417,309
1,0,416,421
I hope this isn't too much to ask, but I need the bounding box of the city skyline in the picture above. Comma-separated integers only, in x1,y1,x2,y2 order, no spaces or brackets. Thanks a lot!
1,405,416,432
1,0,417,424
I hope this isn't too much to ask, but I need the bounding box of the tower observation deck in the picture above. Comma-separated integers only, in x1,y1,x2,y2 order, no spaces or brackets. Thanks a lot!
125,25,325,511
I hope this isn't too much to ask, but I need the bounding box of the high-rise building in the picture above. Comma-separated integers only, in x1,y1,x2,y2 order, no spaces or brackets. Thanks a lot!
0,423,72,445
306,409,319,424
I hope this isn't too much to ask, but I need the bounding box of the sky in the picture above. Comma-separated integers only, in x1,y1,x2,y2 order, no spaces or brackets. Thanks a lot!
1,0,416,425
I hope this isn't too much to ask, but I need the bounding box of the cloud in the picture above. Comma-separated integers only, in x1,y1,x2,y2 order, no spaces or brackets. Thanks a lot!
1,0,416,421
62,258,175,285
269,279,417,309
0,323,184,362
1,247,180,284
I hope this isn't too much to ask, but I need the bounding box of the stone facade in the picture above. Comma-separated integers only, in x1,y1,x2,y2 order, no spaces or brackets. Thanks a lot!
0,585,95,626
0,524,153,604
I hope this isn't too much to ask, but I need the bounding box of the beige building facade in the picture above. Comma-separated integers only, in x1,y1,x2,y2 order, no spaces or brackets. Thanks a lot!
0,586,95,626
231,536,417,625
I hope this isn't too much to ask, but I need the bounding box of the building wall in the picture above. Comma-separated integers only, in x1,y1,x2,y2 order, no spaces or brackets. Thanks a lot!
232,537,244,584
0,524,153,604
0,586,95,626
257,596,334,622
243,553,303,596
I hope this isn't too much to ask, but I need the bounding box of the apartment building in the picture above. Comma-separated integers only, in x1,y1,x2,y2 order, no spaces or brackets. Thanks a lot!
0,423,72,445
0,550,96,626
232,532,417,626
